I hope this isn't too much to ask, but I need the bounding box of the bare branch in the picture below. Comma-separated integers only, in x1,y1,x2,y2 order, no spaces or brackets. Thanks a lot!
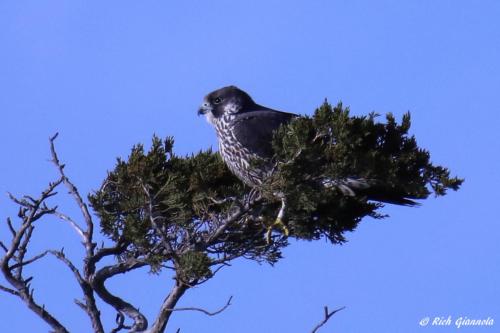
53,211,86,241
168,296,233,316
15,224,35,279
49,133,95,255
89,241,127,268
48,250,84,284
310,306,345,333
0,284,19,296
6,217,16,237
2,179,62,266
9,251,49,270
0,241,8,252
74,298,86,311
48,248,104,333
1,256,69,333
7,192,28,207
110,311,132,333
149,282,189,333
92,259,149,331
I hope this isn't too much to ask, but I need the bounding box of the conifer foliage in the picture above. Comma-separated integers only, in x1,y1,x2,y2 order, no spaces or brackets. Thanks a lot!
91,101,462,253
1,101,462,332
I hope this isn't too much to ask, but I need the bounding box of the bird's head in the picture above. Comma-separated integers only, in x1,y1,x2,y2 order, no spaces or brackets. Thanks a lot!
198,86,255,124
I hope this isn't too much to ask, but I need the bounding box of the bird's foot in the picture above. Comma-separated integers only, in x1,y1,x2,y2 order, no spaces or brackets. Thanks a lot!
265,217,290,244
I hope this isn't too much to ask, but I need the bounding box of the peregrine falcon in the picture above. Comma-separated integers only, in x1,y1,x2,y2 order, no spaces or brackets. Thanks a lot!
198,86,297,188
197,86,416,224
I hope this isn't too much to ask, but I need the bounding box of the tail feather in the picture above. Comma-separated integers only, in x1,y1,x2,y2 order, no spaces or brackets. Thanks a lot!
322,177,418,206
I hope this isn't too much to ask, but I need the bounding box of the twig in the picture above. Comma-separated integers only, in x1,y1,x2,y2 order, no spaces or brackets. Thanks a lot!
6,217,16,237
49,133,95,256
0,284,19,296
141,183,179,262
110,312,132,333
53,211,86,241
205,196,262,247
9,250,49,270
169,296,233,316
7,192,27,207
0,187,70,333
48,250,84,284
310,306,345,333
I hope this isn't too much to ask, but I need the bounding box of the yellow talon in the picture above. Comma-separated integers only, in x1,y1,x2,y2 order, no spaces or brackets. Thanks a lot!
275,217,289,236
266,226,273,244
266,217,290,244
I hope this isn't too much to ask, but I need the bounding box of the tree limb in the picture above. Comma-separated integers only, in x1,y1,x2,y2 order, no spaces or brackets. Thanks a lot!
9,250,49,270
48,250,85,284
48,134,105,333
167,295,233,316
310,306,345,333
110,311,132,333
149,281,189,333
53,211,86,241
0,179,69,333
49,133,96,258
0,284,19,296
91,259,149,331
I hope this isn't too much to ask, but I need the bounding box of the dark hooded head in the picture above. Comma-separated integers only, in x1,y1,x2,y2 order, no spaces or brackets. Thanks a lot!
198,86,257,124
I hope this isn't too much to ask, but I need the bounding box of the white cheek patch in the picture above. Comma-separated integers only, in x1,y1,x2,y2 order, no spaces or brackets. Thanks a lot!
205,112,216,125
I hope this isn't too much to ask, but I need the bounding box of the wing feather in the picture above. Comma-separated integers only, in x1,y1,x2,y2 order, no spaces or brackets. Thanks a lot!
232,109,297,159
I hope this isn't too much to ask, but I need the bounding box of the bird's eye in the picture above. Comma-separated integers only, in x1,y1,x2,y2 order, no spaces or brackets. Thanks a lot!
213,97,223,104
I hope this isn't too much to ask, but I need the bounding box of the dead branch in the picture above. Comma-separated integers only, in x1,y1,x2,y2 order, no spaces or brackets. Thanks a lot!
0,178,70,333
48,135,105,333
110,312,132,333
49,133,96,257
91,259,149,331
168,295,233,316
1,133,328,333
9,250,49,270
0,284,19,296
6,217,16,237
48,250,85,284
53,211,86,241
310,306,345,333
149,281,189,333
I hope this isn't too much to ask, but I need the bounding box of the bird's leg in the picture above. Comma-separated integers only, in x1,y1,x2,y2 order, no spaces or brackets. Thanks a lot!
266,195,289,243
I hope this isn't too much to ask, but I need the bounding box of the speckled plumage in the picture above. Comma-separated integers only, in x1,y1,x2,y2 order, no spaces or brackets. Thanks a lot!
198,86,296,187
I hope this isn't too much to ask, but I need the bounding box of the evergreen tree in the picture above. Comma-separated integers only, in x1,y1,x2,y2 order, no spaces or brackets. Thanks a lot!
1,102,462,332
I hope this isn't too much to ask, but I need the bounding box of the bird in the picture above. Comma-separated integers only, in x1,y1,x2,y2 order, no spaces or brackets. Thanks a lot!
197,86,416,239
198,86,297,188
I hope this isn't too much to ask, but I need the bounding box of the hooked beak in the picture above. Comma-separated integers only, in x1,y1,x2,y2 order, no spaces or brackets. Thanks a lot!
197,103,211,116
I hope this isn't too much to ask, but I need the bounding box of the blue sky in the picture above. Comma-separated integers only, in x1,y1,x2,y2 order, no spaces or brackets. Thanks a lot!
1,1,499,332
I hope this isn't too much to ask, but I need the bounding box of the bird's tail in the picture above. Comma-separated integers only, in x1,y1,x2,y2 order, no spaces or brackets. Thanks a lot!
322,177,419,206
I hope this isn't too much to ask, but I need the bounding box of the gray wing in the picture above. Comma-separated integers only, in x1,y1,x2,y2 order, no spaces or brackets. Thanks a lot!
232,109,297,159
